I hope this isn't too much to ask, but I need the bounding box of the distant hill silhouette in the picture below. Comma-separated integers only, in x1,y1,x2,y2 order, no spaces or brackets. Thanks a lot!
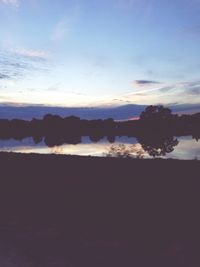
0,103,199,120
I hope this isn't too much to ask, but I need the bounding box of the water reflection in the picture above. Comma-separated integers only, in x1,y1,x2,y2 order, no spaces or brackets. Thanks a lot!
137,135,179,157
0,136,199,160
104,144,145,159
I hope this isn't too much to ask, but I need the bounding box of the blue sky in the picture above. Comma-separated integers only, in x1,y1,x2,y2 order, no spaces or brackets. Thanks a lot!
0,0,200,107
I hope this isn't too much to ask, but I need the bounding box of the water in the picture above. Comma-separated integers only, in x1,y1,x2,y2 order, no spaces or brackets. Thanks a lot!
0,136,199,160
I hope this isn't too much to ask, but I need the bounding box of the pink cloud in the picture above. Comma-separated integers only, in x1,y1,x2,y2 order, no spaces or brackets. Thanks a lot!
14,48,48,59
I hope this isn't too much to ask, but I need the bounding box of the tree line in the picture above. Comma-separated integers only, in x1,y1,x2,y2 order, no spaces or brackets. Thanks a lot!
0,105,199,150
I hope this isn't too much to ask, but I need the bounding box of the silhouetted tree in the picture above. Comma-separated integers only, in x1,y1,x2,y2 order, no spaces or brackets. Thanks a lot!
140,105,172,121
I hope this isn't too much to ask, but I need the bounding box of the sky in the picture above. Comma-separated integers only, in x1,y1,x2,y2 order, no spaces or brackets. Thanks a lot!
0,0,200,107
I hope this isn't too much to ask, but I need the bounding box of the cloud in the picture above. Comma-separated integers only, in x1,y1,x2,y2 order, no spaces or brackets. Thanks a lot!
189,87,200,95
0,49,49,84
181,81,200,96
51,20,69,42
14,48,48,59
132,80,161,86
0,73,10,79
109,79,200,107
0,0,20,7
159,86,175,93
0,50,31,80
50,4,81,43
0,59,30,70
158,81,200,97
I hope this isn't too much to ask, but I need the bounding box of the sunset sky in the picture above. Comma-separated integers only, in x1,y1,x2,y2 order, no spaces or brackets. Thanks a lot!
0,0,200,107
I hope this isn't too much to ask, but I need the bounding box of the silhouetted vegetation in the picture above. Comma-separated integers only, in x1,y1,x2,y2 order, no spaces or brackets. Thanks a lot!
140,105,172,121
0,106,199,266
0,105,199,157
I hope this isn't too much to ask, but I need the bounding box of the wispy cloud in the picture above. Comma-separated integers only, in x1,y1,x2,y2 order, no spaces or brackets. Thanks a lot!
50,3,81,44
180,81,200,96
109,80,200,106
0,51,32,80
189,87,200,95
0,0,20,7
0,55,24,80
132,80,161,86
159,86,175,93
157,81,200,98
51,20,70,42
0,49,49,86
0,73,10,79
14,48,48,59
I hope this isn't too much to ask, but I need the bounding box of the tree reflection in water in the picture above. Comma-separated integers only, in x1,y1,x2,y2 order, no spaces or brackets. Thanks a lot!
105,135,179,158
137,135,179,157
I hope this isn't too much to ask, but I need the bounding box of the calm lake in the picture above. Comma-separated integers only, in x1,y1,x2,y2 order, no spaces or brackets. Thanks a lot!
0,136,199,160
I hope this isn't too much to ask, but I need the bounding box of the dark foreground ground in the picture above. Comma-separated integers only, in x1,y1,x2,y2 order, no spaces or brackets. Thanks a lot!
0,152,200,266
